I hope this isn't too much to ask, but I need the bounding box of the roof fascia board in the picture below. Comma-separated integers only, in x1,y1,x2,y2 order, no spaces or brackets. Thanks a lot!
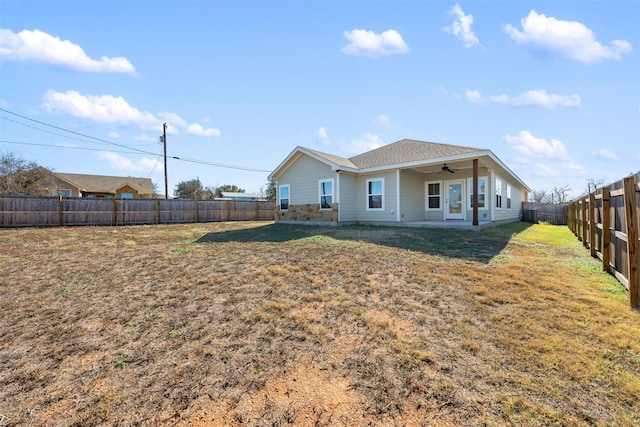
51,173,84,191
485,151,531,192
357,151,492,174
269,147,346,180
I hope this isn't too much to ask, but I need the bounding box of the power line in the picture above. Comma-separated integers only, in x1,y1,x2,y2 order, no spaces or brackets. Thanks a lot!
0,108,272,173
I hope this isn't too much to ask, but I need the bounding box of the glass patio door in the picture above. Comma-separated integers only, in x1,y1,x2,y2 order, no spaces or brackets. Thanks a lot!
446,181,464,220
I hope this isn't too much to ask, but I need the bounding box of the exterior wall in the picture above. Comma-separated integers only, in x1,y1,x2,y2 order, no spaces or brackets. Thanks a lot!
355,170,398,223
48,176,80,197
277,154,335,206
492,173,524,222
276,203,338,222
338,172,357,222
399,169,425,221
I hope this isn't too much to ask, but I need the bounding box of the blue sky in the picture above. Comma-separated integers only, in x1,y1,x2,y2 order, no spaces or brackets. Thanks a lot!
1,0,638,198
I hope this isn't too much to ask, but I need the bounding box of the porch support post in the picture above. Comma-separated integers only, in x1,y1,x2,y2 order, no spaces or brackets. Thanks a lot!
472,158,479,226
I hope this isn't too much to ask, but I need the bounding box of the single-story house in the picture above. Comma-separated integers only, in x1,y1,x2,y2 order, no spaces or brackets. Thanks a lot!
46,171,155,198
268,138,530,226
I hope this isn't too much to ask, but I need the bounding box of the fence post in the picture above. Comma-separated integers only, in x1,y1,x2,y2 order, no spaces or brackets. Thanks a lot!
623,177,639,309
157,198,161,224
195,199,200,223
112,198,117,226
58,195,63,227
580,199,587,246
601,187,611,273
589,193,597,257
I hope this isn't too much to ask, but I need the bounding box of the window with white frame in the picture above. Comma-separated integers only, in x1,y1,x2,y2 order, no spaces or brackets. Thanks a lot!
366,178,384,210
507,184,512,209
279,185,290,211
495,178,503,209
319,179,333,209
467,177,487,209
425,181,441,210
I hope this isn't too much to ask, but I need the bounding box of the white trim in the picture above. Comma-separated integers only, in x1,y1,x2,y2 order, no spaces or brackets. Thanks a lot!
495,176,503,210
445,179,465,220
396,170,401,222
425,180,443,211
278,184,290,211
490,170,495,221
467,176,488,210
366,177,385,211
318,178,334,210
336,171,341,222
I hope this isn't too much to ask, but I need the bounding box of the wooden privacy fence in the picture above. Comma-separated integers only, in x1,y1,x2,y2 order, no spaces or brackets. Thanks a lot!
522,202,567,225
567,172,639,309
0,196,275,227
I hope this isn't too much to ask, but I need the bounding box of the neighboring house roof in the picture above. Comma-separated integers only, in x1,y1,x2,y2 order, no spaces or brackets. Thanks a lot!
220,192,262,199
269,138,530,191
51,172,155,195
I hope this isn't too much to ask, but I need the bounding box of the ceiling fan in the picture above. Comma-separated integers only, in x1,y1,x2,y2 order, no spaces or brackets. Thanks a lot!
438,164,456,174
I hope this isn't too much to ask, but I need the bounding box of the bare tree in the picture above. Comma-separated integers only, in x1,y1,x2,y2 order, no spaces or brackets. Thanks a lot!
0,152,53,196
551,184,572,204
530,189,549,203
586,177,606,195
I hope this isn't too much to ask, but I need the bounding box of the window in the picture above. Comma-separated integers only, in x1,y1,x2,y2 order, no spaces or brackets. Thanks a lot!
120,192,134,199
467,177,487,209
279,185,290,211
507,184,512,209
56,189,71,197
495,178,503,209
366,178,384,210
319,179,333,209
425,181,441,210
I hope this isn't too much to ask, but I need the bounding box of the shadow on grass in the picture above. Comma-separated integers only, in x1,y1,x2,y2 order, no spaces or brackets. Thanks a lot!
196,221,533,263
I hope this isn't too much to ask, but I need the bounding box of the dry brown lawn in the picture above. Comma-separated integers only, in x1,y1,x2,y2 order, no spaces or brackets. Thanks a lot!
1,221,639,426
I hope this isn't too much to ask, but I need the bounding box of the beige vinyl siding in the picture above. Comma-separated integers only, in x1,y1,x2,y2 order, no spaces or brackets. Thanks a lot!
356,171,398,222
492,174,523,222
338,172,357,222
277,154,335,205
400,169,425,221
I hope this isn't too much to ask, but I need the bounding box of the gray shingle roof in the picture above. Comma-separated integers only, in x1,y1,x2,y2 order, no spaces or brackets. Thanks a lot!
348,139,484,169
304,147,358,169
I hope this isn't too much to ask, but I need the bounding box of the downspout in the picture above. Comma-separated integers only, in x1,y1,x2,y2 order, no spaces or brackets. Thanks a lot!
396,170,401,222
336,170,341,223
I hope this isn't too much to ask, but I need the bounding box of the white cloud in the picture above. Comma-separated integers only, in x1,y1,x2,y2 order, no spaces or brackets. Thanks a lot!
134,134,159,142
0,98,10,108
533,163,559,177
98,151,163,173
186,123,221,137
54,142,75,148
0,28,136,74
372,115,390,129
445,4,481,48
108,132,120,138
503,10,632,63
317,127,328,142
593,149,621,160
342,29,409,57
43,90,160,130
42,90,220,137
466,89,581,108
342,133,384,154
503,130,569,160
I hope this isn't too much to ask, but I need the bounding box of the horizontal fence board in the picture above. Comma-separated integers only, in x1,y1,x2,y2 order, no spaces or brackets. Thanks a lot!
0,196,275,227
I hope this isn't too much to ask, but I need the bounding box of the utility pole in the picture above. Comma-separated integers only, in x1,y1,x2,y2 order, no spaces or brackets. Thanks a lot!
163,122,168,199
